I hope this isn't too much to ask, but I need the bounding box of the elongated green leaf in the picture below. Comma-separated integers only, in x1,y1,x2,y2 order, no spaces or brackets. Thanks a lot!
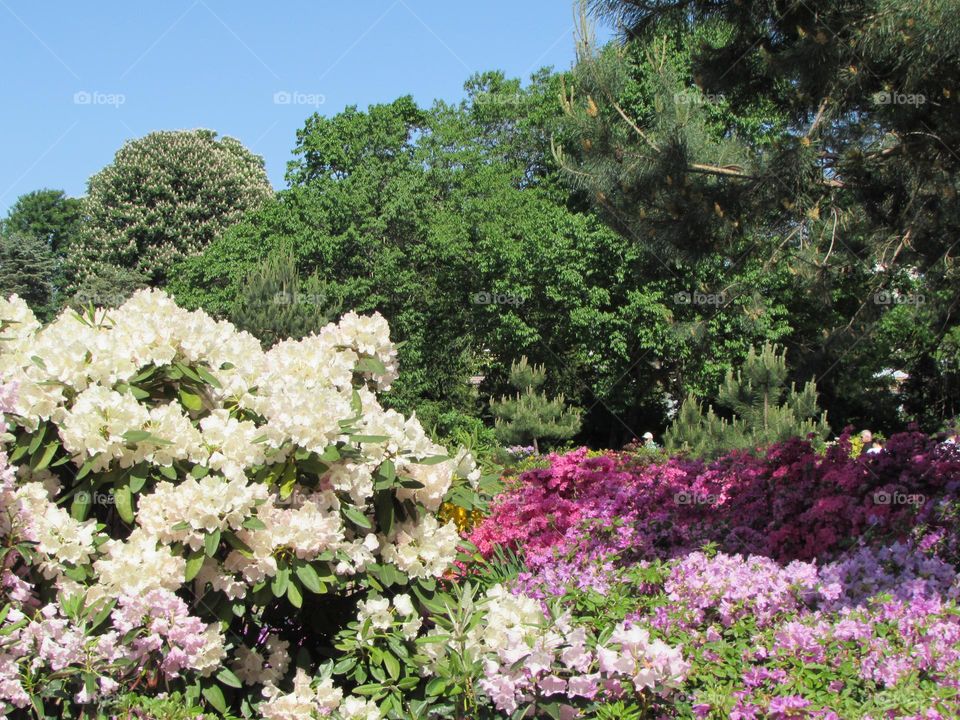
185,551,205,582
356,357,387,374
32,441,58,471
195,365,222,388
122,430,152,443
351,434,390,444
383,651,400,681
179,388,203,412
204,529,221,557
286,578,303,608
342,505,372,530
295,563,322,593
202,684,227,714
70,490,91,522
114,485,134,524
272,567,290,598
27,424,46,455
217,667,243,689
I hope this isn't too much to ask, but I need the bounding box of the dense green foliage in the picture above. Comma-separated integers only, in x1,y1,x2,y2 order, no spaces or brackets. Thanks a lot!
0,233,57,319
561,0,960,433
490,356,581,453
0,189,83,320
66,129,272,289
228,246,339,347
6,0,960,449
665,343,829,457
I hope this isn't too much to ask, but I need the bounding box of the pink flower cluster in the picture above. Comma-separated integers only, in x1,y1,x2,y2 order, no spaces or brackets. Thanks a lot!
478,611,688,715
469,431,960,574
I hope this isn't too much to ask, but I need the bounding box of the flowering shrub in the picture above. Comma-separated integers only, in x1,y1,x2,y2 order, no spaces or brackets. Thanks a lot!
469,436,960,572
0,290,484,718
465,441,960,719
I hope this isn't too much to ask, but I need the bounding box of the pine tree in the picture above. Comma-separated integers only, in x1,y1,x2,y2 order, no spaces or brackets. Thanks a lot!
0,233,57,319
228,246,339,347
665,343,829,457
490,356,582,453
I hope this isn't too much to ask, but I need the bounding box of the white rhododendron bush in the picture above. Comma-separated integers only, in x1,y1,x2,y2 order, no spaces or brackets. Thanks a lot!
0,290,475,719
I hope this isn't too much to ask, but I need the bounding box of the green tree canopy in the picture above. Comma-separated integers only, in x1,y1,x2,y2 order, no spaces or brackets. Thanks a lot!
67,129,272,289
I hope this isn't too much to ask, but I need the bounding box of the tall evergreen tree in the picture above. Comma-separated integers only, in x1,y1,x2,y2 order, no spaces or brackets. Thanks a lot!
0,233,57,318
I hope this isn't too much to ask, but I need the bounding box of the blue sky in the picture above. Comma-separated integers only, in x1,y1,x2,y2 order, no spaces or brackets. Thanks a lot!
0,1,611,214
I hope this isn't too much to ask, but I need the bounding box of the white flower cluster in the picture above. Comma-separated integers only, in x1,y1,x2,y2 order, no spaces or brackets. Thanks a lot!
259,669,382,720
380,515,462,579
356,593,422,641
0,290,474,710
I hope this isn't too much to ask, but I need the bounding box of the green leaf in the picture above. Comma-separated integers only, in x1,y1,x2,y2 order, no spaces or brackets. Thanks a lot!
174,362,203,382
204,529,221,557
32,441,58,471
202,684,227,714
185,551,205,582
417,454,450,465
374,491,394,536
319,445,341,462
157,464,178,480
89,599,116,631
351,434,390,444
342,504,372,530
190,464,210,479
114,485,134,524
356,356,387,374
27,424,47,455
216,667,243,689
380,459,396,481
179,388,204,412
242,517,267,531
121,430,152,443
195,365,222,388
129,467,148,494
70,490,92,522
383,651,400,681
286,578,303,608
272,567,290,598
426,677,447,696
295,563,323,594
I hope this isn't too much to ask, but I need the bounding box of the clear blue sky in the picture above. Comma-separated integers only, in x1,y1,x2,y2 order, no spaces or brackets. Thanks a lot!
0,1,611,214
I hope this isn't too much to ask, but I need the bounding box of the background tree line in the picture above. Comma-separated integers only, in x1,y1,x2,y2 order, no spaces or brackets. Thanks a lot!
3,0,957,450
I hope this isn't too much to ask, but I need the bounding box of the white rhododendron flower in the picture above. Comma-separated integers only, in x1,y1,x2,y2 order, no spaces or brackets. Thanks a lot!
0,290,483,715
380,515,461,579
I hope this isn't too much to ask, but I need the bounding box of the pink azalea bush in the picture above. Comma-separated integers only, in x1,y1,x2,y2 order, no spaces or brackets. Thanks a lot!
469,432,960,571
466,438,960,718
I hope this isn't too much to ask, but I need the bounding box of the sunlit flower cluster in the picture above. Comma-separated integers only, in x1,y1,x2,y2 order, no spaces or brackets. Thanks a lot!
0,290,473,717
